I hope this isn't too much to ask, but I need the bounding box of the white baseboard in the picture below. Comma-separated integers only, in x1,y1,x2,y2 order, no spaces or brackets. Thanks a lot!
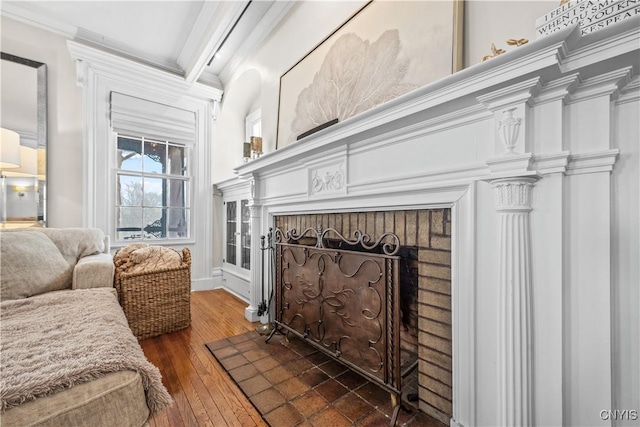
191,274,222,291
220,269,250,300
245,305,260,322
215,284,250,304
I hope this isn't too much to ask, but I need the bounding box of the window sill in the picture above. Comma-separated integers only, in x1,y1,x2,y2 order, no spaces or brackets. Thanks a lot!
111,238,197,250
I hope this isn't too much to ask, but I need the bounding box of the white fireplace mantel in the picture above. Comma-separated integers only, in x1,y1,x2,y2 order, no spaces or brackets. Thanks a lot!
235,19,637,183
225,18,640,427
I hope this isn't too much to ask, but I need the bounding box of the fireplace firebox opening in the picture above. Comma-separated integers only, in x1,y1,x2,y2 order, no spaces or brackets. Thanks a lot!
274,209,452,425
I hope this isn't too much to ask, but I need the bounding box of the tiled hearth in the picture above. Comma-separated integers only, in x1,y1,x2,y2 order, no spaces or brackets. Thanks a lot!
275,209,452,424
207,330,444,426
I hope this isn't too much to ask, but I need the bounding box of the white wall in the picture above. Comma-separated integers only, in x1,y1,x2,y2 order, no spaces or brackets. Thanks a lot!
1,16,84,227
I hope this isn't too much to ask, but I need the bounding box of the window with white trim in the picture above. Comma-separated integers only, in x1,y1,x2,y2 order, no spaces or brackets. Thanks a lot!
115,135,190,241
110,92,196,242
245,108,262,140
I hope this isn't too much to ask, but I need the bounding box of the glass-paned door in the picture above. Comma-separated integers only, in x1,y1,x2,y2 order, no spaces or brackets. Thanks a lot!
240,199,251,270
226,201,237,265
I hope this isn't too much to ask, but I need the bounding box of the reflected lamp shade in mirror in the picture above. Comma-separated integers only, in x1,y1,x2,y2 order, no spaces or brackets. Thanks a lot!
3,146,37,177
0,128,21,169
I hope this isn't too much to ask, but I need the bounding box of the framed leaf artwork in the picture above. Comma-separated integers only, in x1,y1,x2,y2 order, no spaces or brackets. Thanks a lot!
276,0,464,148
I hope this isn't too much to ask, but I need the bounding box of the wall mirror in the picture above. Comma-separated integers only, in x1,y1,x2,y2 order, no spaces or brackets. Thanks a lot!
0,52,47,228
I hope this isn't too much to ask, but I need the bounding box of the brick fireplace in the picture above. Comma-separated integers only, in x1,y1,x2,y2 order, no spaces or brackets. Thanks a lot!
275,209,453,424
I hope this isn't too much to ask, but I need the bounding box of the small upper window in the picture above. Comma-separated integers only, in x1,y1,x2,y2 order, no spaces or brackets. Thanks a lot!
245,109,262,140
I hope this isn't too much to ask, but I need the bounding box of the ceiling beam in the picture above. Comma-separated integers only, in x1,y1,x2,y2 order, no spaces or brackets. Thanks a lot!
178,0,250,84
216,1,296,85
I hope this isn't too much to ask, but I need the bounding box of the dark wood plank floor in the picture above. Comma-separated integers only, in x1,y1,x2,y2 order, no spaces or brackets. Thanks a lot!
140,289,267,427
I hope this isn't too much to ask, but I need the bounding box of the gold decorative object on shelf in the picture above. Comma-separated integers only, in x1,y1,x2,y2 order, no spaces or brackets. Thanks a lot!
250,136,263,158
506,38,529,47
481,43,506,62
242,142,251,163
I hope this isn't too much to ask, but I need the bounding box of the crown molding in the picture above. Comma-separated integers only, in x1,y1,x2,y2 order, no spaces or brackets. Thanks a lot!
1,2,76,38
67,40,222,102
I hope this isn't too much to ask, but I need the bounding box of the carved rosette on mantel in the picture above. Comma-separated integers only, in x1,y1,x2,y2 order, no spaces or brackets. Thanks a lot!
492,176,538,427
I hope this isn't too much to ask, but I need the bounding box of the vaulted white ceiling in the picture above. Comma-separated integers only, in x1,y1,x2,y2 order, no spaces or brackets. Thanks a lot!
1,1,294,89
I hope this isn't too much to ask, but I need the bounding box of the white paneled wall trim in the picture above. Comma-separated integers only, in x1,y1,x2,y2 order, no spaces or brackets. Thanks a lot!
228,20,639,427
67,40,223,291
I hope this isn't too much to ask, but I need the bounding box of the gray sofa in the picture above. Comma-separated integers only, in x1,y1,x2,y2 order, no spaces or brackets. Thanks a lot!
0,228,170,427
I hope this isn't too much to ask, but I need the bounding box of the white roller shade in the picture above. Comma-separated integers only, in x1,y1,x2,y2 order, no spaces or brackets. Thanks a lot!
110,92,196,145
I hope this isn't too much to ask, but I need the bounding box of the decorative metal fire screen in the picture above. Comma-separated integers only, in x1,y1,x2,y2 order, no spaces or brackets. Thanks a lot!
270,227,403,399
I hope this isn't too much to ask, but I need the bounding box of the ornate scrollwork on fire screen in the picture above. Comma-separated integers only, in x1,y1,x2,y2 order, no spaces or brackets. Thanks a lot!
273,226,401,390
274,226,400,255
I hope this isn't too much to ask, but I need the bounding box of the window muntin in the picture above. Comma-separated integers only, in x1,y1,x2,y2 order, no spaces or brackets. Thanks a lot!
115,135,190,241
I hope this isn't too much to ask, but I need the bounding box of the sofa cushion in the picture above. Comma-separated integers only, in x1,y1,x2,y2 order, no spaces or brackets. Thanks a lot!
0,231,72,300
37,228,106,266
0,371,149,427
0,288,172,414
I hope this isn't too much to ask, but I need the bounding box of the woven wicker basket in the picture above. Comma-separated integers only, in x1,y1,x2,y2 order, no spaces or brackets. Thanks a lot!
114,247,191,340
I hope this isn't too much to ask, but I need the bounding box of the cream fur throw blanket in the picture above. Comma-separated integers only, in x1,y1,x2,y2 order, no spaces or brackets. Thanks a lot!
0,288,172,414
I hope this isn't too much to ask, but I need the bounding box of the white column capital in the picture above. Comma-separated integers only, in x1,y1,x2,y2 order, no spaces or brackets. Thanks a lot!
491,177,539,212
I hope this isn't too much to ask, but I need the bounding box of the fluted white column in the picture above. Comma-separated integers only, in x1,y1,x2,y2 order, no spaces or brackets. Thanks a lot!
245,179,262,322
492,177,538,426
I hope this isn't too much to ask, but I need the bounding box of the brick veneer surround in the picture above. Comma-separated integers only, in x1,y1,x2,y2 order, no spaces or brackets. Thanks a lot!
275,209,452,424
